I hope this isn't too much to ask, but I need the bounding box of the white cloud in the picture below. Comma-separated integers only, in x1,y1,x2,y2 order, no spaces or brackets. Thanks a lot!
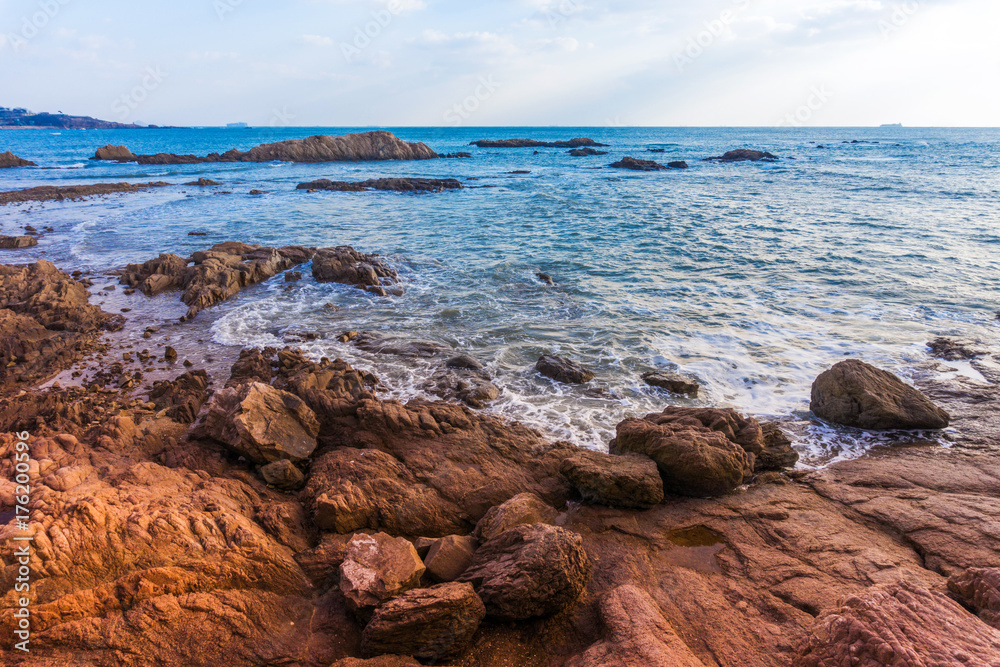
300,34,334,47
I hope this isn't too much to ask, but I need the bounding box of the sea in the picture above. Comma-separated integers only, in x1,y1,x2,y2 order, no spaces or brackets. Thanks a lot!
2,126,998,467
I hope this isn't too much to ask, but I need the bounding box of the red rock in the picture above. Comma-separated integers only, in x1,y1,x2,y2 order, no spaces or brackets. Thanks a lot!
424,535,478,582
339,533,426,614
795,579,1000,666
536,354,595,384
361,582,485,661
458,523,590,620
949,568,1000,630
568,585,706,667
311,247,398,293
560,451,664,508
473,492,559,542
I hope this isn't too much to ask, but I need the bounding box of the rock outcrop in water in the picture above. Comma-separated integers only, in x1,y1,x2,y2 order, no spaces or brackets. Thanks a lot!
119,241,315,320
810,359,950,430
567,148,608,156
0,182,170,205
705,149,779,162
609,156,668,171
92,131,439,164
0,235,38,249
297,178,462,193
312,247,400,296
470,138,609,148
536,354,595,384
0,151,36,168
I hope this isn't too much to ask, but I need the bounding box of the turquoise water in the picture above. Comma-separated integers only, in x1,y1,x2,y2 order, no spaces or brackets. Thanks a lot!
2,127,999,463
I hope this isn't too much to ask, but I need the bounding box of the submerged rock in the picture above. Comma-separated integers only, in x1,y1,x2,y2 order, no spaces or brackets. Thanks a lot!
928,336,985,361
0,181,170,205
705,149,778,162
296,178,462,193
568,148,608,156
458,523,590,621
810,359,950,430
470,138,608,148
536,354,595,384
609,156,667,171
93,131,439,164
642,370,699,397
0,235,38,249
361,582,485,661
353,332,449,357
0,151,36,168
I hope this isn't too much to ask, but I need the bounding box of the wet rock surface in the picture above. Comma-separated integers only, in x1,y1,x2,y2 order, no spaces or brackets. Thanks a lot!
567,148,608,156
609,156,668,171
706,149,779,162
470,138,608,148
811,358,950,430
93,131,439,164
642,369,699,396
0,181,170,205
311,247,399,295
536,354,595,384
0,235,38,249
297,178,463,193
928,336,985,360
119,241,316,319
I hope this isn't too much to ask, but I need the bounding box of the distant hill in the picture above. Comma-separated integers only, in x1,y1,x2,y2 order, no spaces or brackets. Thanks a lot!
0,107,164,129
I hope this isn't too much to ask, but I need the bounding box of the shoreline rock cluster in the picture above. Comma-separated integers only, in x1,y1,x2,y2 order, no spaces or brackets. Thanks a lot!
1,248,998,666
0,181,170,205
469,138,609,149
0,151,36,168
297,178,463,193
92,131,439,164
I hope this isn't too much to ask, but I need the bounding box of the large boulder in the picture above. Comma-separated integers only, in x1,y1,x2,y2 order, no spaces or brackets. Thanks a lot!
810,359,950,430
568,586,706,667
949,568,1000,630
195,382,320,464
611,409,757,497
609,156,667,171
795,580,1000,666
560,452,664,509
458,523,590,620
339,533,426,614
311,246,398,294
473,493,559,542
641,370,699,397
536,354,595,384
0,235,38,249
361,582,485,661
0,151,37,168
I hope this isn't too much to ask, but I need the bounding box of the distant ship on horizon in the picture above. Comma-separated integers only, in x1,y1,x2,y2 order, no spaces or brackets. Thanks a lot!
880,123,903,127
227,122,249,129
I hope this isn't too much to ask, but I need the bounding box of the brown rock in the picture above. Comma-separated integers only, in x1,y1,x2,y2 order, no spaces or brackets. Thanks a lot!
422,369,500,409
311,247,398,292
560,451,664,509
795,579,1000,666
928,336,985,361
609,156,667,171
260,459,306,490
148,369,210,423
297,178,462,193
568,585,706,667
0,151,37,168
361,582,485,661
949,568,1000,630
339,533,426,614
0,181,170,205
473,492,559,542
0,235,38,249
424,535,478,582
810,359,950,430
611,408,756,497
93,131,439,164
459,523,590,621
536,354,594,384
353,332,450,357
330,658,420,667
706,149,779,162
642,370,699,397
184,178,223,186
195,382,320,464
470,138,608,148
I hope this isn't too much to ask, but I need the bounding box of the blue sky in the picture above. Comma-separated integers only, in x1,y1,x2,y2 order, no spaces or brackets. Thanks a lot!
1,0,997,126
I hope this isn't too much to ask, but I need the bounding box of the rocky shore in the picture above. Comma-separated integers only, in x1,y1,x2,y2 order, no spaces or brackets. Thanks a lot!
0,152,36,169
0,182,171,205
1,244,1000,666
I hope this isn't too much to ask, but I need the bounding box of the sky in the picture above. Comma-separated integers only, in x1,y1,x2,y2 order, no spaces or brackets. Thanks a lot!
1,0,998,127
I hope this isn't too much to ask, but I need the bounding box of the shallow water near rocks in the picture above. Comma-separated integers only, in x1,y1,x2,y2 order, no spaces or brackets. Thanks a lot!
3,126,999,466
663,526,726,574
